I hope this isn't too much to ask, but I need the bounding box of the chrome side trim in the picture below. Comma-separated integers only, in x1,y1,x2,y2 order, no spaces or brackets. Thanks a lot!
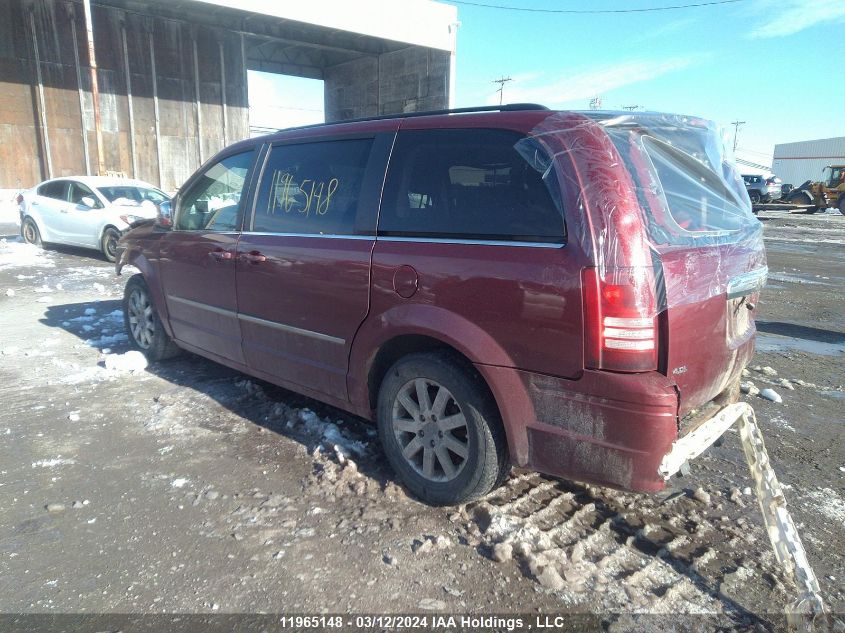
726,266,768,299
237,312,344,345
166,295,344,345
376,236,565,248
239,232,374,240
167,295,234,318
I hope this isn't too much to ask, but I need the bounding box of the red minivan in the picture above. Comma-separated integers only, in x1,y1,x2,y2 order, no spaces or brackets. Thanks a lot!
117,105,766,505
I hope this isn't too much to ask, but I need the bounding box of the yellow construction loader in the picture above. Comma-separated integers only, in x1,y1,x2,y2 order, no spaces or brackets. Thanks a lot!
787,164,845,214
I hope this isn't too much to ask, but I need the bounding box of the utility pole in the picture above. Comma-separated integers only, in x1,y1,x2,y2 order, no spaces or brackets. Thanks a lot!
492,76,512,106
731,120,746,153
82,0,105,176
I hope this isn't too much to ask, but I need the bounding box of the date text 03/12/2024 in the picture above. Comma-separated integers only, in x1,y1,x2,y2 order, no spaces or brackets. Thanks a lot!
276,615,578,630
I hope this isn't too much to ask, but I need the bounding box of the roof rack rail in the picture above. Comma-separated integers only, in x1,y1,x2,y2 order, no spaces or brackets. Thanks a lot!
267,103,550,134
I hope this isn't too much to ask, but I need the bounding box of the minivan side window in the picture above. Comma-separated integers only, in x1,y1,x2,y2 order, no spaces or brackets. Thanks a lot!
38,180,68,201
175,151,254,232
251,139,374,236
378,129,565,243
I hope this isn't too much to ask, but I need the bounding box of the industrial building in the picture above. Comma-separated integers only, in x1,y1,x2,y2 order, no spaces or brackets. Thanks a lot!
0,0,458,192
772,136,845,186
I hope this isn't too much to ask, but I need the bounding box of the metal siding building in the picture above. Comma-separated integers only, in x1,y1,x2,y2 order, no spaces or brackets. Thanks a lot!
772,137,845,185
0,0,458,191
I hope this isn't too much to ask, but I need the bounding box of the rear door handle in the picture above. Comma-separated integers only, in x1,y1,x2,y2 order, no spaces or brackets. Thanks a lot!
208,248,234,262
240,251,266,264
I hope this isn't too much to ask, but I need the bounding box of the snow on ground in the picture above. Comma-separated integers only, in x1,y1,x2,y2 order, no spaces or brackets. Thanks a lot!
0,238,55,270
805,488,845,524
31,458,76,468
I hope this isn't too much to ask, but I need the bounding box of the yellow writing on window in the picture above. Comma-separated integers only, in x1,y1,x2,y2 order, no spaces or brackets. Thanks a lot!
268,171,339,218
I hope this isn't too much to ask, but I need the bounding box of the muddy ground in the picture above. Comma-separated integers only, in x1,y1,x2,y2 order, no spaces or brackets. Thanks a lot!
0,210,842,632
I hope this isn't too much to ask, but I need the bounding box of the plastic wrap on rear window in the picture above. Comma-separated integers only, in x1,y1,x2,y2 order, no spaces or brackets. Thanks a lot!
516,111,767,317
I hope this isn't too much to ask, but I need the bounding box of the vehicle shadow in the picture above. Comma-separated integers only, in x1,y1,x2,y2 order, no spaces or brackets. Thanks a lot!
42,242,111,263
39,300,394,491
756,320,845,343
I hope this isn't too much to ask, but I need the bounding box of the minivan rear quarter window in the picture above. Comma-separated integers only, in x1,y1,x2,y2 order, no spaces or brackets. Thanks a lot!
252,139,373,236
379,129,565,243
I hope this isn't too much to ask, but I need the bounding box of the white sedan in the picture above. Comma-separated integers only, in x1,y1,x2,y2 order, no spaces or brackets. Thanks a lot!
17,176,170,262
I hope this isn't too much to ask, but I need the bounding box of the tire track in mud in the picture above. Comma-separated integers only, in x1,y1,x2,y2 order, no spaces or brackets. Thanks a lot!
468,471,792,627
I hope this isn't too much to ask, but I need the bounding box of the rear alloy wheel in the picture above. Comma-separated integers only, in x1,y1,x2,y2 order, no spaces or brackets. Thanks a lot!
377,351,508,505
123,274,180,362
392,378,470,482
101,227,121,263
22,217,41,247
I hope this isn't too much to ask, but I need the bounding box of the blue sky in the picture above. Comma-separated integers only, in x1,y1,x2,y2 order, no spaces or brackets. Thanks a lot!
249,0,845,166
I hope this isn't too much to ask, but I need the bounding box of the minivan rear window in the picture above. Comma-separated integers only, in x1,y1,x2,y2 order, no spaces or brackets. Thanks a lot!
379,129,565,243
598,116,756,246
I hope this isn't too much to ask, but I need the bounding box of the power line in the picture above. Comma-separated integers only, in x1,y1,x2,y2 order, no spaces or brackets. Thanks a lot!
451,0,745,13
737,146,773,158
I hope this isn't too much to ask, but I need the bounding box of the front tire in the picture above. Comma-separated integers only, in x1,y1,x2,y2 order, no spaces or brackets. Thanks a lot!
377,351,508,506
123,274,180,362
101,227,121,263
22,217,41,247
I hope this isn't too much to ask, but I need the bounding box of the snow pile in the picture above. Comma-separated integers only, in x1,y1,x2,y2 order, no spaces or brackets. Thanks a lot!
289,407,368,458
231,378,371,460
103,350,147,373
0,238,55,270
230,379,374,494
277,404,369,460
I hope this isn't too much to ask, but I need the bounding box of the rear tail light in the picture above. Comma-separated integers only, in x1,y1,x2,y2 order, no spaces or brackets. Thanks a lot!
583,267,658,372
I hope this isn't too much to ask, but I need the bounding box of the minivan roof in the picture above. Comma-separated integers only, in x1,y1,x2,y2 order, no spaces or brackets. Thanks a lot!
223,105,716,166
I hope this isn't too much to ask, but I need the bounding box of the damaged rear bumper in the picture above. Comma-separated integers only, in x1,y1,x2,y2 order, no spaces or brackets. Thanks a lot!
480,366,680,492
479,365,742,493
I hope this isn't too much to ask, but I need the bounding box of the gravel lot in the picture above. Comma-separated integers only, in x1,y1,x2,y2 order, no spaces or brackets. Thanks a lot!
0,210,843,631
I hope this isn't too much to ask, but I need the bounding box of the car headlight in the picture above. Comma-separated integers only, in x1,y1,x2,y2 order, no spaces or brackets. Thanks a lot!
119,214,144,225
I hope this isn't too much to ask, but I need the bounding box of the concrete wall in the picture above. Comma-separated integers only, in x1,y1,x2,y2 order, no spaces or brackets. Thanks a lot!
0,0,248,191
324,47,450,121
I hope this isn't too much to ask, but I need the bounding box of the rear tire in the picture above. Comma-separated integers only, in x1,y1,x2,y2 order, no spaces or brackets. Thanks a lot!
838,198,845,216
22,217,41,247
123,274,180,362
376,351,508,506
101,227,121,263
749,191,761,204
